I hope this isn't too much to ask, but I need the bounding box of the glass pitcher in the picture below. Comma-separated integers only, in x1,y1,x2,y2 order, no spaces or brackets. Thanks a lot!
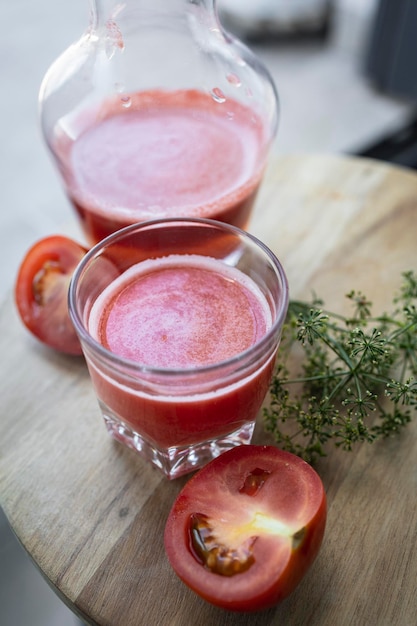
39,0,279,244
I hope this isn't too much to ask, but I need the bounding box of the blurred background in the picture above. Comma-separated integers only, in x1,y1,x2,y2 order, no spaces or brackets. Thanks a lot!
1,0,416,624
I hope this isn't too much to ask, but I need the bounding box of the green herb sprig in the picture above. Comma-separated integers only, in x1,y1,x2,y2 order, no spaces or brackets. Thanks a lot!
264,271,417,463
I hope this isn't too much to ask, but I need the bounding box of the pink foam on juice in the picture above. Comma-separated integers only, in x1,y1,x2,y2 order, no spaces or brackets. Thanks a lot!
58,90,267,242
89,255,271,368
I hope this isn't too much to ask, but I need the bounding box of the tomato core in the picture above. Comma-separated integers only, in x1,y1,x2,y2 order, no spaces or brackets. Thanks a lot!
188,463,306,578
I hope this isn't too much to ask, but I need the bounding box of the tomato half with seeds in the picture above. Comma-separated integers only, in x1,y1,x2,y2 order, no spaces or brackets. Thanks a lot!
15,235,87,355
164,445,326,612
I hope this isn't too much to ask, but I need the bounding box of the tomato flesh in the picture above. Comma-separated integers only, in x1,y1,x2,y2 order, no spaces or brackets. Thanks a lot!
15,235,87,355
164,445,327,612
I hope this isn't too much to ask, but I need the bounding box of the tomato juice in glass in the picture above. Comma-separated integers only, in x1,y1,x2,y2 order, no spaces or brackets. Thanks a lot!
51,90,271,243
69,219,288,479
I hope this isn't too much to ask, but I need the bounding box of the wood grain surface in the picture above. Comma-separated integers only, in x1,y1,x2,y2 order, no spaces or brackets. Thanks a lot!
1,154,416,626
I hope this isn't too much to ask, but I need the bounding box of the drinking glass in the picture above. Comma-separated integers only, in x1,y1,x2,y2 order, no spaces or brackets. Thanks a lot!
68,218,288,478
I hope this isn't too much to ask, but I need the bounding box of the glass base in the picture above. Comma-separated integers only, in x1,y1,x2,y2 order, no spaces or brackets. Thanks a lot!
100,403,255,479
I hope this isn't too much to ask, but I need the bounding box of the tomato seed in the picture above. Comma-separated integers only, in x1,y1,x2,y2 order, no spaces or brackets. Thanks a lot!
32,261,64,305
189,513,256,576
239,468,271,496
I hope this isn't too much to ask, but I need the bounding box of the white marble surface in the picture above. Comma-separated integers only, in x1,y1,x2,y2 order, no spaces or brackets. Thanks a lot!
0,1,415,625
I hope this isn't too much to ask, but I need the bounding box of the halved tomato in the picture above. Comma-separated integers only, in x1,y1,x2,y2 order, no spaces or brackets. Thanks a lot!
164,445,326,612
15,235,87,355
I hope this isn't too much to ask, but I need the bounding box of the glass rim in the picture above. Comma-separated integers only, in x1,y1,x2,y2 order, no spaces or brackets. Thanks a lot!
68,217,289,377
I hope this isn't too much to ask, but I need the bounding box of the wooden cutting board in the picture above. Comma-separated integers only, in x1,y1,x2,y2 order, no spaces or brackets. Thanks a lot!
1,153,416,626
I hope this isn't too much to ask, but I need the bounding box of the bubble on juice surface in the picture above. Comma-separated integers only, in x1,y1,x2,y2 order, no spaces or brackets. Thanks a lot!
210,88,226,103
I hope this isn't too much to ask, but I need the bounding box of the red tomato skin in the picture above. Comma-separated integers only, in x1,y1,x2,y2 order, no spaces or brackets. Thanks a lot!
14,235,87,355
164,445,327,612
